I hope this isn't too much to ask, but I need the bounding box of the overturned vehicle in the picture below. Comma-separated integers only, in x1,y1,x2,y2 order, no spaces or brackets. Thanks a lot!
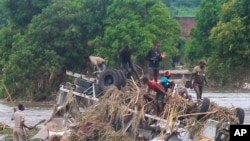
32,69,245,141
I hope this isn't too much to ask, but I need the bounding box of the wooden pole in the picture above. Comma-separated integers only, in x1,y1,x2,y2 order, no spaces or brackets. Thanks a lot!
177,110,218,118
2,83,15,107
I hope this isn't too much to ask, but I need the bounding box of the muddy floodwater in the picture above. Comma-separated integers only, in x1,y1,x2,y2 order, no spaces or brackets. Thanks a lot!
1,91,250,127
0,101,52,128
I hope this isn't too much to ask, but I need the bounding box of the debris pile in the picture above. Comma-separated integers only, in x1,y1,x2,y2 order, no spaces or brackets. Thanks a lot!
57,81,243,141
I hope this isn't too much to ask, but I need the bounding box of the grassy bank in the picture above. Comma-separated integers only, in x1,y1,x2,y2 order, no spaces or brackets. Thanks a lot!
0,127,40,141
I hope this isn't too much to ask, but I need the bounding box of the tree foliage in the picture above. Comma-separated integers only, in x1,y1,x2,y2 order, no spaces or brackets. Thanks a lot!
0,0,181,99
1,0,87,99
3,0,50,28
186,0,250,89
208,0,250,87
93,0,181,68
186,0,226,63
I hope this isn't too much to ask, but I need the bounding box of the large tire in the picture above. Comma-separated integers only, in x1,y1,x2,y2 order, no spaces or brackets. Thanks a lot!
236,107,245,124
114,69,126,87
98,69,121,91
197,97,210,120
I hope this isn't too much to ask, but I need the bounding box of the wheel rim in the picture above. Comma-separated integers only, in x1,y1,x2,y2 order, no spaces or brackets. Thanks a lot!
104,75,114,86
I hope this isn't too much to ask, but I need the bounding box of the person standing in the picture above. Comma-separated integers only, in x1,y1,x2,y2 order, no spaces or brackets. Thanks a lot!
11,104,32,141
118,45,141,82
146,41,166,82
190,59,208,100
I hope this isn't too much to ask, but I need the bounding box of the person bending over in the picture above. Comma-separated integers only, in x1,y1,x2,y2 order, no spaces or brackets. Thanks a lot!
84,55,106,76
141,76,168,116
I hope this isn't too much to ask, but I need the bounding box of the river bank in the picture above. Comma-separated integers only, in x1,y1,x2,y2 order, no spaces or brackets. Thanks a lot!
0,99,55,108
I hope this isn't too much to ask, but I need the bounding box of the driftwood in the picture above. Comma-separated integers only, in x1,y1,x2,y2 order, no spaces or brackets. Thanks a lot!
177,110,218,118
0,122,11,130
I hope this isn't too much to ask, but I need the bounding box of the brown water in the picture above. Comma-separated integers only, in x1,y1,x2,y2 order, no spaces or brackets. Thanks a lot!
0,92,249,127
0,101,52,128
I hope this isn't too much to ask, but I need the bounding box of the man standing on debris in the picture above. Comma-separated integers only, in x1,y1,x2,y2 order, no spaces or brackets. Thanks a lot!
141,76,167,116
146,41,166,82
84,55,106,76
118,45,141,82
11,104,32,141
190,59,208,100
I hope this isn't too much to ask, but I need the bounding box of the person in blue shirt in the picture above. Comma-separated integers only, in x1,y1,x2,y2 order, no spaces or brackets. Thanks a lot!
159,70,171,91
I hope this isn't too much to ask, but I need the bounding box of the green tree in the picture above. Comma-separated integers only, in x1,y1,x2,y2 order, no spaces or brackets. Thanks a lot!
186,0,227,64
0,0,8,27
209,0,250,88
93,0,181,68
2,0,86,99
3,0,50,28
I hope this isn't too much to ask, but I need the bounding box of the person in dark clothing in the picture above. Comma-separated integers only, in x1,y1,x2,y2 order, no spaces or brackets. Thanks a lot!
118,45,141,82
146,41,165,82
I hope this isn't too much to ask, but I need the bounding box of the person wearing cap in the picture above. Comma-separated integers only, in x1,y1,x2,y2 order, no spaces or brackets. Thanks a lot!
118,45,141,83
146,41,166,82
159,71,170,89
11,104,32,141
141,76,167,116
190,59,208,100
161,70,192,100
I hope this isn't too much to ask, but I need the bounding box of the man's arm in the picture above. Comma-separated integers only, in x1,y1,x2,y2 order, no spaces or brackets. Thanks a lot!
190,73,194,83
11,108,16,120
89,57,100,72
204,76,208,86
190,67,197,83
146,49,154,61
157,50,162,61
21,121,32,129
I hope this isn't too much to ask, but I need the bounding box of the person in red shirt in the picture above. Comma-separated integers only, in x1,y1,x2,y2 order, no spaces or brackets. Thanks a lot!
141,76,167,115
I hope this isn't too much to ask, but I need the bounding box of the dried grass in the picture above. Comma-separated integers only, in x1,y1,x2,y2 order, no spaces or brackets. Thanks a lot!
63,81,242,140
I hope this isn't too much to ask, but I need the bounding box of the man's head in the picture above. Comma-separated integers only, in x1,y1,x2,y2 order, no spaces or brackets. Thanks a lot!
153,41,160,49
18,104,25,111
199,59,207,68
83,56,90,64
124,45,130,52
164,70,171,79
185,81,192,89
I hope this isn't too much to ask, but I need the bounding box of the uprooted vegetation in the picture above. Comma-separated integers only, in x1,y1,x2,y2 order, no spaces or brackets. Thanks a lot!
58,81,242,141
